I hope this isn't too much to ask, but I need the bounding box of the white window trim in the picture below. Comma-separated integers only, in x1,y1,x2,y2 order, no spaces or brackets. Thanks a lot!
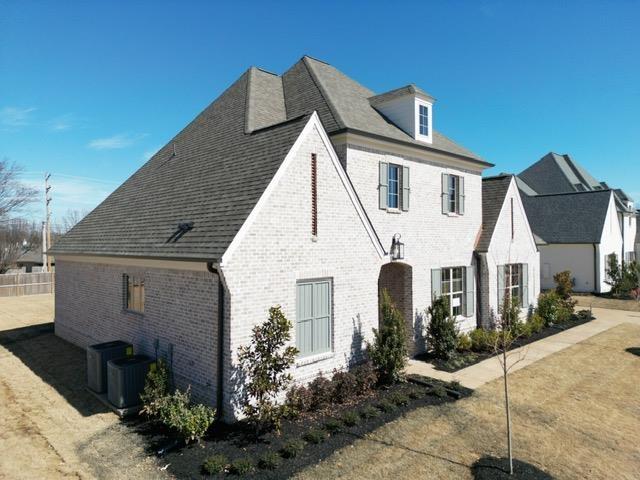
441,266,465,318
503,264,522,305
414,99,433,144
387,163,400,210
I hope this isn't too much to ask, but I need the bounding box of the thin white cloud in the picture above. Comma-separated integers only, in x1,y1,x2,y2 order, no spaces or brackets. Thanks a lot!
48,114,74,132
0,106,36,128
88,133,147,150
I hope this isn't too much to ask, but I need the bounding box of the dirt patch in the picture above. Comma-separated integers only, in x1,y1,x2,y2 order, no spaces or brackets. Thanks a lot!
0,295,168,480
295,323,640,479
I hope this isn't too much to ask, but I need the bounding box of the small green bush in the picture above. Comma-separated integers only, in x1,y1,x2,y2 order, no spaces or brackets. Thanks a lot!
351,361,378,394
456,333,472,352
340,411,360,427
323,418,343,433
367,290,408,384
303,428,326,444
140,359,170,418
308,374,335,409
229,458,254,476
448,380,461,391
553,270,574,299
469,328,499,352
426,296,459,360
202,454,227,475
332,370,359,402
407,388,422,399
280,439,305,458
577,309,593,321
527,313,545,334
285,384,313,416
157,388,216,444
432,385,448,398
258,452,281,470
389,392,409,406
536,291,561,326
376,400,396,413
360,405,381,419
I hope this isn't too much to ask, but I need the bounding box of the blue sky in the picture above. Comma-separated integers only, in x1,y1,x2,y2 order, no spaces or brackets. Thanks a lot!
2,0,639,223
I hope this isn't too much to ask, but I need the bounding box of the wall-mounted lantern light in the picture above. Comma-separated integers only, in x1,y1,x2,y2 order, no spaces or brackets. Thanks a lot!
390,233,404,261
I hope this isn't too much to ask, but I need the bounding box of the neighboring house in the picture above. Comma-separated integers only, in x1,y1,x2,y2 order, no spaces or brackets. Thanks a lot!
518,152,636,265
16,247,53,273
636,211,640,260
50,56,529,419
475,175,540,327
522,190,621,293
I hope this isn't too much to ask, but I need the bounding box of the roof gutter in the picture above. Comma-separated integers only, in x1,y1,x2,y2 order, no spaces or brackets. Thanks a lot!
331,127,494,168
206,262,225,422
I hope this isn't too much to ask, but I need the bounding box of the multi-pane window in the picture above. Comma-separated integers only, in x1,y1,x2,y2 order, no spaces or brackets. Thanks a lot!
124,274,145,313
388,164,400,209
296,279,332,357
448,175,460,213
441,267,464,317
419,104,429,136
503,264,522,305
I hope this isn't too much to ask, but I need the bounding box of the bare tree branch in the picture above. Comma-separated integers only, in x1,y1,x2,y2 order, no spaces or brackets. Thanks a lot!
0,159,38,220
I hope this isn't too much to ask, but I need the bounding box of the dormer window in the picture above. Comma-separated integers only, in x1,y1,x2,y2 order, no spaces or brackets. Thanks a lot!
368,84,435,144
419,104,429,136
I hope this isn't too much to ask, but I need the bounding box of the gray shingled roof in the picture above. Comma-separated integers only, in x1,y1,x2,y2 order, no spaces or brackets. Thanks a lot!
476,175,513,252
51,56,488,260
51,69,311,260
522,190,612,244
16,247,47,264
368,84,435,105
283,57,489,164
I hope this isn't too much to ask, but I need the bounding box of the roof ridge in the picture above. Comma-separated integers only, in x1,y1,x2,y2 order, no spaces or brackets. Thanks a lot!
249,113,310,134
243,66,254,134
532,189,611,198
302,56,345,129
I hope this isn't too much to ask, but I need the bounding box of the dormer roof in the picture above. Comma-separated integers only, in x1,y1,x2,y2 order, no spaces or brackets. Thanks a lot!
368,84,435,106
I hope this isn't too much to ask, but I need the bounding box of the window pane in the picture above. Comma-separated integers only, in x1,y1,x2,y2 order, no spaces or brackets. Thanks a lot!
388,165,399,208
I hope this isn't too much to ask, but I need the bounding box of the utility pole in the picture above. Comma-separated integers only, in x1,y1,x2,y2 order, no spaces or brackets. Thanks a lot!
45,173,52,274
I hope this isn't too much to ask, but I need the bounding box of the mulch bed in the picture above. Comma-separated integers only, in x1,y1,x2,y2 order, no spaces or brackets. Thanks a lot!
127,377,472,479
416,314,595,373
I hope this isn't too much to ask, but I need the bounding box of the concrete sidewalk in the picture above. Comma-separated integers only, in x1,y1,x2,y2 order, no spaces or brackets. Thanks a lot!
406,307,640,389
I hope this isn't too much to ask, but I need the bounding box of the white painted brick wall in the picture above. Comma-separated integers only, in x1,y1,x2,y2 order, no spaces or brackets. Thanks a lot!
339,143,483,335
222,125,383,417
55,260,219,405
480,179,540,324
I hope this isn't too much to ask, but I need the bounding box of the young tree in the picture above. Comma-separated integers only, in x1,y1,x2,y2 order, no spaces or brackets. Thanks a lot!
494,291,528,476
237,306,298,434
367,289,407,384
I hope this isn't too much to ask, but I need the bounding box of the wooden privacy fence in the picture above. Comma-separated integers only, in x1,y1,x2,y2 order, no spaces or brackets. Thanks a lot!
0,272,54,297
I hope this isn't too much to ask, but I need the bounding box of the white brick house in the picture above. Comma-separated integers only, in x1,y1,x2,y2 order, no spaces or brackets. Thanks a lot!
475,175,540,326
52,56,539,419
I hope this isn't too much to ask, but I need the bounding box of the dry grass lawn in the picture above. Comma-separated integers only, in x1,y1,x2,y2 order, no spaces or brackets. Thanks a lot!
297,323,640,480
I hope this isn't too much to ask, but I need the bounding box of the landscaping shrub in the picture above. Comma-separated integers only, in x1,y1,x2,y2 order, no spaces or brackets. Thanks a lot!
237,306,298,434
308,374,335,409
426,296,458,360
323,418,343,433
340,411,360,427
577,309,593,321
469,328,499,352
285,384,313,416
229,458,254,476
433,385,448,398
257,452,282,470
526,313,545,335
536,291,562,326
332,369,359,402
407,387,422,399
456,332,472,352
157,387,216,444
367,289,407,384
553,270,574,299
351,361,378,394
140,359,170,418
202,454,228,475
280,439,305,458
448,380,461,391
376,400,396,413
360,405,381,419
389,392,409,407
303,428,326,444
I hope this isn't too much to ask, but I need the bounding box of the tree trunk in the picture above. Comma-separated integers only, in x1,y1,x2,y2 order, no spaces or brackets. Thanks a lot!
503,348,513,475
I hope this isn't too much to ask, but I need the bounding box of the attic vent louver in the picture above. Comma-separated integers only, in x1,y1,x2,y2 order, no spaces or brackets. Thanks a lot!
166,222,194,243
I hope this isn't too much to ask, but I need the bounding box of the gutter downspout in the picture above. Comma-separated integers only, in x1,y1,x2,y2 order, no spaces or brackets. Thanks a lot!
593,244,598,294
206,262,225,421
473,251,482,328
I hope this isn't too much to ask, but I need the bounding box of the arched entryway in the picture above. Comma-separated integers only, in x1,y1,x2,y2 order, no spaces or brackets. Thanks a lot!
378,262,415,355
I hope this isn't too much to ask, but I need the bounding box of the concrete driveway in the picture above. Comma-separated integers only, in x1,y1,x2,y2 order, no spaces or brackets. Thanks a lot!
0,294,168,480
